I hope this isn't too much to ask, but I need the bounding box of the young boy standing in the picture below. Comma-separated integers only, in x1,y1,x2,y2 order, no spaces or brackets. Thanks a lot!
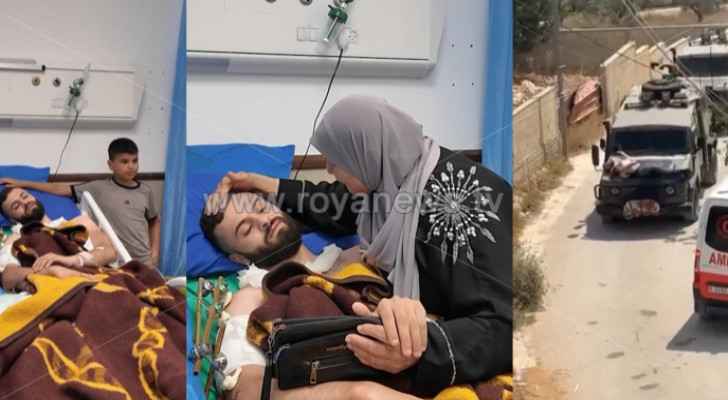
0,138,161,268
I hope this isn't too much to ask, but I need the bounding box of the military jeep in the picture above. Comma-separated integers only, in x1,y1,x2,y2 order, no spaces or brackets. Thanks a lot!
592,76,718,223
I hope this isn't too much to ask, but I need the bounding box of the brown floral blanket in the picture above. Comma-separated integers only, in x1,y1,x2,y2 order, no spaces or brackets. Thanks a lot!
0,222,186,399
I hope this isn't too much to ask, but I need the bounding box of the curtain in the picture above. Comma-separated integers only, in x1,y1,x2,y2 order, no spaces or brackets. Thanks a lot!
160,1,187,277
482,0,513,183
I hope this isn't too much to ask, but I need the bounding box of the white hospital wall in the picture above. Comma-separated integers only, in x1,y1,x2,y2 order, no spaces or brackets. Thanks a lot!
187,0,490,153
0,0,183,174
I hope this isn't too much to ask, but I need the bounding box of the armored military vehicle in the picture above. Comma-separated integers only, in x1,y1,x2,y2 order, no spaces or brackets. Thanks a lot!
592,74,718,223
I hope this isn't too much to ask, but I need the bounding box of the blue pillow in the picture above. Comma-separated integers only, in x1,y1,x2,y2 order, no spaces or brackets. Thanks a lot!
186,144,295,277
302,231,360,255
188,143,295,174
0,165,80,227
186,173,240,277
0,165,50,182
34,191,80,220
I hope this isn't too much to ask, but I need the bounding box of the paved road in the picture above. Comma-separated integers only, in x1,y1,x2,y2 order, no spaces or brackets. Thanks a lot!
525,148,728,400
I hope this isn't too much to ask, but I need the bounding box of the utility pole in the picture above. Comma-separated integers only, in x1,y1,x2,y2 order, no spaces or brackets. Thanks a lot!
552,0,567,157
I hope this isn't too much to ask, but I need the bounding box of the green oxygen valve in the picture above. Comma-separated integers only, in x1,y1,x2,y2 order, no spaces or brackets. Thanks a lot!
67,64,90,111
323,0,354,44
68,78,84,107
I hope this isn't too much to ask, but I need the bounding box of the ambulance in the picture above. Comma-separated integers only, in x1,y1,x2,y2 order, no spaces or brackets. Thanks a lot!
694,180,728,319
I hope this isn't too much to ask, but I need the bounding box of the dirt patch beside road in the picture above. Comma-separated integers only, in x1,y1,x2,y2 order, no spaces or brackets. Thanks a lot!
513,154,596,399
514,368,569,400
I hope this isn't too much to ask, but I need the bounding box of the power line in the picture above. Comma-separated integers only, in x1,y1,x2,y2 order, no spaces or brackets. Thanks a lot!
518,0,728,117
515,0,655,71
621,0,728,119
516,0,728,124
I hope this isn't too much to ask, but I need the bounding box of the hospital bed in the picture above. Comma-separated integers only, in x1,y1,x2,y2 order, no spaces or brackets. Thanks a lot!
79,190,132,266
1,188,183,311
80,190,186,287
0,188,188,399
0,190,131,310
186,144,513,400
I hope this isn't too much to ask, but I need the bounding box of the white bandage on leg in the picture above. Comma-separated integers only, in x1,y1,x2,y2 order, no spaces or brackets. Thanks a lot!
220,314,266,375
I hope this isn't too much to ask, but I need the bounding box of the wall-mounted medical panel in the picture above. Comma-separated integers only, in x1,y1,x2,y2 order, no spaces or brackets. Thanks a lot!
0,61,144,128
188,0,446,78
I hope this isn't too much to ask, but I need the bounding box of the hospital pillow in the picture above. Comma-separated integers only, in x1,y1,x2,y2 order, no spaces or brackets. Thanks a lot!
0,165,80,227
302,231,360,255
0,165,50,182
188,143,295,173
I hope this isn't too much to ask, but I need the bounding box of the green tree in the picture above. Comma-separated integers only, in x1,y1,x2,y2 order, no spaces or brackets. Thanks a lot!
514,0,555,52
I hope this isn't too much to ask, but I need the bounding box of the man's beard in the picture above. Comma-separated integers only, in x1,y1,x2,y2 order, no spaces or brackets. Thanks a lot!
18,202,45,225
248,213,303,269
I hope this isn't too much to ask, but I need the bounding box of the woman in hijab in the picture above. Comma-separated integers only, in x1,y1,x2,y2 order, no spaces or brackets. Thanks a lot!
219,95,512,397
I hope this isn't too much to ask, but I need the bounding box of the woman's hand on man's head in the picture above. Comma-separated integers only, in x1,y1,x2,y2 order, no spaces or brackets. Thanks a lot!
205,171,281,216
214,171,280,198
206,172,263,216
219,171,272,194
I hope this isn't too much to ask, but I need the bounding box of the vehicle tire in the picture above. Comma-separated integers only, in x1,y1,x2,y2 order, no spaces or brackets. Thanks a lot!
643,79,684,93
702,147,718,187
685,183,700,223
694,293,713,321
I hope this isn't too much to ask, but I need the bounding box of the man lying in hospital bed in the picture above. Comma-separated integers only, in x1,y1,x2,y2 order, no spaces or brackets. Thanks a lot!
1,138,161,268
0,186,118,290
0,186,186,400
199,190,511,400
199,191,420,400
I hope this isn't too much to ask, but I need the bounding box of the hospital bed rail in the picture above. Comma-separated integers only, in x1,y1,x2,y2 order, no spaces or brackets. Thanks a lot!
78,190,132,266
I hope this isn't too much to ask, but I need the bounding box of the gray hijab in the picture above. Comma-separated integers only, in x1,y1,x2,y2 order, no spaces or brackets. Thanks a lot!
311,95,441,299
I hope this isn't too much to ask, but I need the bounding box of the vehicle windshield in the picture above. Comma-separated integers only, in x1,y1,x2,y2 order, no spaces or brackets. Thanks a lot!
609,127,690,156
677,55,728,78
706,206,728,252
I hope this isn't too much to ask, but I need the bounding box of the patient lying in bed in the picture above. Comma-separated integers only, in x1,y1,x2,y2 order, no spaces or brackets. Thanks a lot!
0,187,187,400
200,179,512,400
0,187,117,292
200,192,424,400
